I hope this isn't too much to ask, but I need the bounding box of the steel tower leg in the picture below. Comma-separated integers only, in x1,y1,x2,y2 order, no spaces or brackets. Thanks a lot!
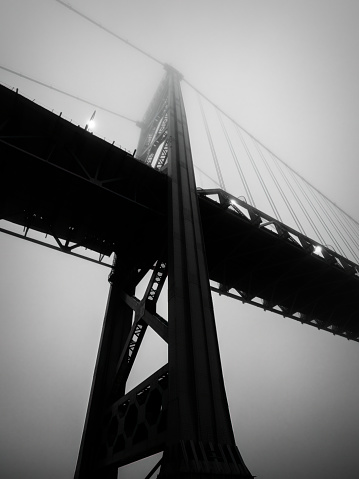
158,66,252,478
74,258,138,479
74,67,252,478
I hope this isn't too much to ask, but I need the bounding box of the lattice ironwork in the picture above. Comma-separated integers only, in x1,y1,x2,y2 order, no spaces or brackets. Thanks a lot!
72,67,253,479
98,365,168,468
4,67,359,479
136,74,169,171
198,188,359,342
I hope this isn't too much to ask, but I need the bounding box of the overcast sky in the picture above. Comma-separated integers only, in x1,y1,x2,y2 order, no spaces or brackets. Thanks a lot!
1,1,359,478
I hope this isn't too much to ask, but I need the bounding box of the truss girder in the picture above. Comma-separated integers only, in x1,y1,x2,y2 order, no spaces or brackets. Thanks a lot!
0,84,167,270
73,253,169,478
1,80,359,478
136,74,169,171
98,364,169,469
198,189,359,341
1,83,358,345
110,259,168,401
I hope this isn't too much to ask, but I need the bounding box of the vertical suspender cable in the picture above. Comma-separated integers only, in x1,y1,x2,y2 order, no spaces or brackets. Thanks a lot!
270,150,359,248
215,109,255,206
284,168,327,245
253,141,307,231
303,182,359,258
269,153,307,235
320,197,359,262
331,203,359,244
194,165,222,188
340,213,359,242
236,125,283,218
249,136,283,220
197,93,226,190
184,79,359,255
288,170,347,256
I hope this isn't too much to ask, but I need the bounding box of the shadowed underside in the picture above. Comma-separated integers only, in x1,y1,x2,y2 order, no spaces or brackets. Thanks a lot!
1,84,358,343
2,79,359,479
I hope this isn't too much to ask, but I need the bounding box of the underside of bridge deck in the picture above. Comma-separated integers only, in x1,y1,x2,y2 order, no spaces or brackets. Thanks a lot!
1,83,358,343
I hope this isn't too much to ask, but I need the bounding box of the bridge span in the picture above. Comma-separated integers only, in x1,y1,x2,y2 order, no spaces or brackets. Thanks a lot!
1,84,358,344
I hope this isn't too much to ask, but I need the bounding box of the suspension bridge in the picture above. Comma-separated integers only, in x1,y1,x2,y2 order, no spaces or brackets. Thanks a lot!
1,1,359,479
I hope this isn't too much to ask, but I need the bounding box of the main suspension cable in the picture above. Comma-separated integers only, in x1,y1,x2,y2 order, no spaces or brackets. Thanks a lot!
184,79,359,228
54,0,164,67
0,65,137,123
52,2,359,236
9,0,359,246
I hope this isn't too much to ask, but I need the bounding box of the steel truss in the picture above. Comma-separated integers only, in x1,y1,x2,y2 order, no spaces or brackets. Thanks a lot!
0,86,167,273
0,225,113,267
1,69,359,479
136,73,169,170
74,67,253,478
198,188,359,342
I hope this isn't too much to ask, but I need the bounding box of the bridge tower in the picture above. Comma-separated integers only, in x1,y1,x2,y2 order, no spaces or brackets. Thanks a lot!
74,66,253,478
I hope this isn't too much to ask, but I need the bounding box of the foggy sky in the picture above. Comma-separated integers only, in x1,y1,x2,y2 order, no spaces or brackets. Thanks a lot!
1,1,359,478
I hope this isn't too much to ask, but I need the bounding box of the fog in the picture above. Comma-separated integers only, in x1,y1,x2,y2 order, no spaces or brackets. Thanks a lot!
1,1,359,478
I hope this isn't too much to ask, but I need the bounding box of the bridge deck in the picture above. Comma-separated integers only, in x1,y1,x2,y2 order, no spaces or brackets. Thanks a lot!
1,84,358,342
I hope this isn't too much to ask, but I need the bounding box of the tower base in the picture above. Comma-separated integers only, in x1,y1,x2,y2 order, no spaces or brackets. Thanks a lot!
158,441,253,478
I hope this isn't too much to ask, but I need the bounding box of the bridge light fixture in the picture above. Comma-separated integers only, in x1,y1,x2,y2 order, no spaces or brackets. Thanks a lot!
85,110,96,132
87,119,95,130
314,245,322,255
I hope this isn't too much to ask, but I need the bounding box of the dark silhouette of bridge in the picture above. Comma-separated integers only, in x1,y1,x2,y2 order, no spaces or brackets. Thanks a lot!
1,64,358,478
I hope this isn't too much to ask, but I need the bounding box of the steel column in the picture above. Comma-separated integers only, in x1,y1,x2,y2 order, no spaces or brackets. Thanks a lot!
73,68,252,478
159,66,252,477
74,258,138,479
